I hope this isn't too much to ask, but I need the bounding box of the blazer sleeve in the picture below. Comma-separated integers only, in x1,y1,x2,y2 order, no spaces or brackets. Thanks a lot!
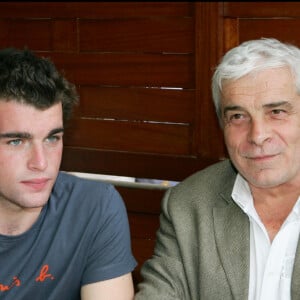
135,188,190,300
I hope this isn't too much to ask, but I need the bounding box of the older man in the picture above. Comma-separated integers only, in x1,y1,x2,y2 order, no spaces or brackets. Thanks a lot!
135,38,300,300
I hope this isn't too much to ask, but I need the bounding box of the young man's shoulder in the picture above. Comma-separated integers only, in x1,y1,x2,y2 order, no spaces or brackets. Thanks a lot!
51,171,123,212
56,171,116,194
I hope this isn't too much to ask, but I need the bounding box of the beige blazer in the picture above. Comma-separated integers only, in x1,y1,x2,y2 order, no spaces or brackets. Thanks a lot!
135,160,300,300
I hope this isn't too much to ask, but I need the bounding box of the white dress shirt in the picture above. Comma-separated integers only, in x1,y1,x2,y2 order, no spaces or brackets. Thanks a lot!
232,174,300,300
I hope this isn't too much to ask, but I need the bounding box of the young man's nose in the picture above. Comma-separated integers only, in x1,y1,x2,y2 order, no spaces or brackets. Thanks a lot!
27,144,48,171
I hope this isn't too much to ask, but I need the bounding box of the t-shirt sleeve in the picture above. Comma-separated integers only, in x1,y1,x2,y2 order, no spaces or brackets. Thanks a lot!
81,184,137,285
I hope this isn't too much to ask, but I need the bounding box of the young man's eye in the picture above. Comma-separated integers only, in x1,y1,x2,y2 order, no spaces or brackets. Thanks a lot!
7,139,22,146
46,135,61,143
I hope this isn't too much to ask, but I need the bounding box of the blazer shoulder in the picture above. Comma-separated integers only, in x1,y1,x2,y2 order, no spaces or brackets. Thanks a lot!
179,159,236,188
166,160,237,208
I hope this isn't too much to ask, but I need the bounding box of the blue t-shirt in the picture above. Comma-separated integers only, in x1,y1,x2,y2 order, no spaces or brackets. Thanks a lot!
0,172,137,300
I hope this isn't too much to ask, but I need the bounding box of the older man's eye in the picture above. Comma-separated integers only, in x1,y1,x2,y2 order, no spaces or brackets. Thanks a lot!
224,113,248,125
272,109,286,115
230,113,243,120
270,109,289,120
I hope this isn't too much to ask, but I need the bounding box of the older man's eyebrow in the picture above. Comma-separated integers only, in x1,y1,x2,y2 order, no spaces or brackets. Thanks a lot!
263,100,292,109
222,105,245,116
222,101,293,114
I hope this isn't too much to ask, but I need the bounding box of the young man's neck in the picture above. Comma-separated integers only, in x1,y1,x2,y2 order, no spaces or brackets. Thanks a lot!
0,204,43,236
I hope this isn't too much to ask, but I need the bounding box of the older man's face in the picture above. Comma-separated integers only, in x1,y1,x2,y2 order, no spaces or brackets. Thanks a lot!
221,67,300,190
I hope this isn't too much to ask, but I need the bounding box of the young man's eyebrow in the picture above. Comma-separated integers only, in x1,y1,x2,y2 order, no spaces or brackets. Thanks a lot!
0,127,64,139
0,132,31,139
48,127,64,137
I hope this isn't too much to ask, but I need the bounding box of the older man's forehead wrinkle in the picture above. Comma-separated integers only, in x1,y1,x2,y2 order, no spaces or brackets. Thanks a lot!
226,85,254,96
226,85,293,96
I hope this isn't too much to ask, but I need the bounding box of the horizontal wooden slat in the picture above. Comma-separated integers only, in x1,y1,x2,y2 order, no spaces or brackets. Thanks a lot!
0,2,193,18
224,2,300,17
0,19,77,51
79,86,194,123
79,18,193,53
0,19,51,50
63,118,191,155
49,52,194,88
60,148,221,181
117,186,164,214
0,14,194,54
239,19,300,46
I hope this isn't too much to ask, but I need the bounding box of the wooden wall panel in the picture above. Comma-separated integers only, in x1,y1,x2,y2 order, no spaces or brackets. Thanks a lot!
0,19,53,50
116,186,163,214
239,19,300,45
195,2,226,159
61,148,216,182
224,2,300,17
223,2,300,51
52,20,78,51
118,184,163,286
0,19,77,51
79,87,194,123
127,207,161,286
0,2,193,18
64,119,191,155
131,238,156,285
50,53,194,88
129,213,160,240
80,18,194,53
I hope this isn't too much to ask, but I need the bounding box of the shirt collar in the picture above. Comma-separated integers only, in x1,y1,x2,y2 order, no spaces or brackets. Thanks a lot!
232,174,253,213
232,173,300,221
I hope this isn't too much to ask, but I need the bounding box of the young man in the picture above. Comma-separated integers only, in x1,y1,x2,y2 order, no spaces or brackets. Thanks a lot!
0,48,136,299
135,38,300,299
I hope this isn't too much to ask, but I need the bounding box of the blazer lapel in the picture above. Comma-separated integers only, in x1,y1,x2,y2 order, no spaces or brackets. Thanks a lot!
213,189,250,300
